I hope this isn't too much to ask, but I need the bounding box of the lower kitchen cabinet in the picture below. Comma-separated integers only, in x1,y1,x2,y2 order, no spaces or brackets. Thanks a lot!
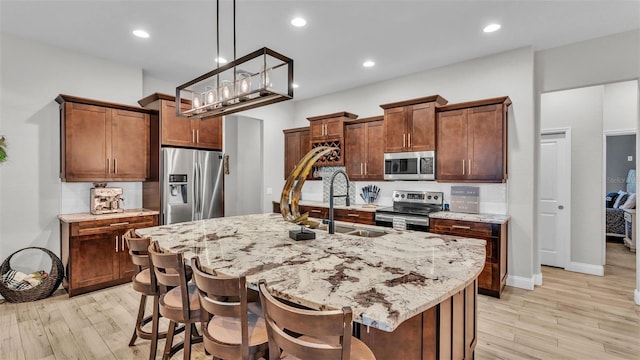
429,217,507,298
60,213,158,297
273,202,375,226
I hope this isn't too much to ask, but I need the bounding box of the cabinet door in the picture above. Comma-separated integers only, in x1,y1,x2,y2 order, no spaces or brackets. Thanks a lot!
194,117,223,150
383,107,406,152
299,130,319,180
70,233,118,289
325,118,343,138
110,109,149,180
118,233,138,281
467,105,504,181
345,123,366,179
63,102,109,180
436,109,468,180
364,120,384,180
408,103,435,151
284,131,301,179
309,121,325,140
161,100,194,147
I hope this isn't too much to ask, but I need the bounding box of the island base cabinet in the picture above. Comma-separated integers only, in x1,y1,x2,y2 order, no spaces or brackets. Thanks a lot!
358,280,477,360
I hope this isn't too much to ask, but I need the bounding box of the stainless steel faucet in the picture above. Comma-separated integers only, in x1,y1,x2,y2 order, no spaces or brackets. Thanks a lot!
327,170,350,234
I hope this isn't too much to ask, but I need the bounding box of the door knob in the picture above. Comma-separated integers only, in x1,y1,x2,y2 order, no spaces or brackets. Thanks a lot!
558,205,564,210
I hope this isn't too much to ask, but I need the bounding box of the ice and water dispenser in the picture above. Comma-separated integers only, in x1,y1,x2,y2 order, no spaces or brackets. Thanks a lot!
168,174,188,204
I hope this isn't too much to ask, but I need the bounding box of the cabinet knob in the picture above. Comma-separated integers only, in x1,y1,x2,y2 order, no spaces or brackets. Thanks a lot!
558,205,564,210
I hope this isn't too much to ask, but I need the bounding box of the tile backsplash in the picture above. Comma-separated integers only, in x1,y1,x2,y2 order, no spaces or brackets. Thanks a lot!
60,182,142,214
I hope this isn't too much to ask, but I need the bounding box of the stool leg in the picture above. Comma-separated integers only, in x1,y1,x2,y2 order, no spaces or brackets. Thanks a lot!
148,295,160,360
183,322,192,360
129,294,148,346
163,321,176,360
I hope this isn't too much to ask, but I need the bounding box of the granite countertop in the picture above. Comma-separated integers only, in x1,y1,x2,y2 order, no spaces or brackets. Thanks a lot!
58,208,159,223
136,213,485,332
275,200,378,212
429,211,510,224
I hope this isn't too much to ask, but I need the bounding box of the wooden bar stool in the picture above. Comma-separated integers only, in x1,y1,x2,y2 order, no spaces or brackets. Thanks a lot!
123,229,167,360
258,279,376,360
148,241,202,360
191,256,269,360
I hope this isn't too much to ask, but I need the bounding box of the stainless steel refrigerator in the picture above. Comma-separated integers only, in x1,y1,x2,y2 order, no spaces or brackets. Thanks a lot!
161,147,224,224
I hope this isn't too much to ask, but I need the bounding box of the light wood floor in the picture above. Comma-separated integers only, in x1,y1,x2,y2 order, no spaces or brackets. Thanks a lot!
1,243,638,360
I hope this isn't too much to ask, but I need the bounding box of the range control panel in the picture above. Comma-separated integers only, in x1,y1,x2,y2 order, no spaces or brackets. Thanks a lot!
392,190,444,205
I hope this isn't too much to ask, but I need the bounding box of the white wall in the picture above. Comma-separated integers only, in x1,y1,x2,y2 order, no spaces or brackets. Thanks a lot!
0,33,143,272
541,86,605,267
604,81,639,132
292,47,536,286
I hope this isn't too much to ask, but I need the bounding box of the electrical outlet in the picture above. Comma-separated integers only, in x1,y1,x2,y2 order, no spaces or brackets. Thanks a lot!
628,156,633,162
266,187,273,195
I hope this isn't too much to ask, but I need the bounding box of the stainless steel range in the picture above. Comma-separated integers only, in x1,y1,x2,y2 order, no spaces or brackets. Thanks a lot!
375,190,444,231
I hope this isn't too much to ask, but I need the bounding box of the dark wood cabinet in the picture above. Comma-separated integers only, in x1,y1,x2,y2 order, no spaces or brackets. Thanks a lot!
57,95,151,182
345,116,384,181
272,202,375,226
138,93,222,150
429,217,507,298
436,97,510,182
306,111,358,167
380,95,448,153
283,127,319,180
60,213,158,297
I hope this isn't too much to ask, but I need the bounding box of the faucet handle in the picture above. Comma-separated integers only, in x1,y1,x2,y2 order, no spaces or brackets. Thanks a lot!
322,219,330,225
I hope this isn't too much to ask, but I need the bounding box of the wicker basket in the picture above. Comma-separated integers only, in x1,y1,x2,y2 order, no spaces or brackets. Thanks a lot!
0,247,64,303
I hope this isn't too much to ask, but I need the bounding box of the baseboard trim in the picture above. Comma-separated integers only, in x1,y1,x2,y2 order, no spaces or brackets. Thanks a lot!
565,262,604,276
635,289,640,305
506,275,535,290
533,272,543,286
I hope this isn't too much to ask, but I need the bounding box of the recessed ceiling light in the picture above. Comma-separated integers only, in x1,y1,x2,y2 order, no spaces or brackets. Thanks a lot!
132,29,150,38
291,17,307,27
292,83,299,89
483,23,501,33
363,60,375,68
215,57,228,64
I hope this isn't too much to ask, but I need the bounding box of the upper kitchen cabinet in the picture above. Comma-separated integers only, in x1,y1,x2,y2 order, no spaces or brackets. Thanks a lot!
380,95,448,153
307,111,358,167
345,116,384,180
56,95,151,182
436,97,511,182
283,126,319,180
138,93,222,150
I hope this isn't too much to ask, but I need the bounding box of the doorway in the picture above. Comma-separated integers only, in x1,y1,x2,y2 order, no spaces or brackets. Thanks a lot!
538,129,572,268
224,115,264,216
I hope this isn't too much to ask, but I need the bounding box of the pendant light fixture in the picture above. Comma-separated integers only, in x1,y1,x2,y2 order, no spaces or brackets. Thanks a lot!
176,0,294,119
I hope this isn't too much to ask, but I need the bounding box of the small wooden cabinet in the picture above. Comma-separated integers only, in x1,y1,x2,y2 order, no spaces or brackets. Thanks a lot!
345,116,384,181
57,95,152,182
283,127,318,180
436,97,510,182
307,112,358,167
60,213,158,297
430,217,507,298
272,202,375,226
380,95,448,153
138,93,223,150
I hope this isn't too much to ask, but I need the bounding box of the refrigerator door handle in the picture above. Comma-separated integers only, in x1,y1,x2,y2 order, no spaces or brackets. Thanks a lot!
196,160,202,218
193,160,199,220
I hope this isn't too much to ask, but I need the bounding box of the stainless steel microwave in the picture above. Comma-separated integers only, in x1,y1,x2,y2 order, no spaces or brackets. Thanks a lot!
384,151,435,180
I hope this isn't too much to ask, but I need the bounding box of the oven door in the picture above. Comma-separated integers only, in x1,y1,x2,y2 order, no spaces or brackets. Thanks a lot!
384,151,435,180
375,213,430,232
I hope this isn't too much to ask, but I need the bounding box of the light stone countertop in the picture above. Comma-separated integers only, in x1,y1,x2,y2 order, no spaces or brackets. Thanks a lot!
136,213,485,332
58,209,159,223
275,200,378,212
429,211,510,224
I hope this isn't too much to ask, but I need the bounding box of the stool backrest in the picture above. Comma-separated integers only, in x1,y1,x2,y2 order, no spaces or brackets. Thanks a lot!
123,229,150,270
192,256,251,360
258,279,353,360
148,241,191,320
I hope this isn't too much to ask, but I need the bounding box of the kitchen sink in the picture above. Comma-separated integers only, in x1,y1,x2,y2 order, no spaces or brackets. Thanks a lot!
316,224,388,238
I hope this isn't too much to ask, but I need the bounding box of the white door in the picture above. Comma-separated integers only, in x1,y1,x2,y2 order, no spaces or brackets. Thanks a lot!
539,131,571,268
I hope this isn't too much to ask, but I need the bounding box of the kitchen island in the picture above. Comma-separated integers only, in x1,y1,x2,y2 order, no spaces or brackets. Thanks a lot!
137,213,485,359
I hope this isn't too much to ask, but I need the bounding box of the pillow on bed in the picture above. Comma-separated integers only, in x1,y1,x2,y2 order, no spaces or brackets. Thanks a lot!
613,191,628,208
620,193,636,209
606,192,619,208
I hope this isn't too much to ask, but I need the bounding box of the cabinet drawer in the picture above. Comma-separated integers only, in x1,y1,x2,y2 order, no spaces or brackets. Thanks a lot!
430,218,494,238
300,206,328,219
71,215,158,236
334,209,375,225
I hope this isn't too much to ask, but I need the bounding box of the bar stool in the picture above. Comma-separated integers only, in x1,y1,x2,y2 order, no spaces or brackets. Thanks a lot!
123,229,167,360
258,279,376,360
148,241,202,360
191,256,269,360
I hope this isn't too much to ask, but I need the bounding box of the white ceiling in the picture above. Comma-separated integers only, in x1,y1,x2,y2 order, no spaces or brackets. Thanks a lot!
1,0,639,100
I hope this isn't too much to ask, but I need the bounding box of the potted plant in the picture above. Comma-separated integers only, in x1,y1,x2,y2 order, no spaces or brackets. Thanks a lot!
0,136,6,163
